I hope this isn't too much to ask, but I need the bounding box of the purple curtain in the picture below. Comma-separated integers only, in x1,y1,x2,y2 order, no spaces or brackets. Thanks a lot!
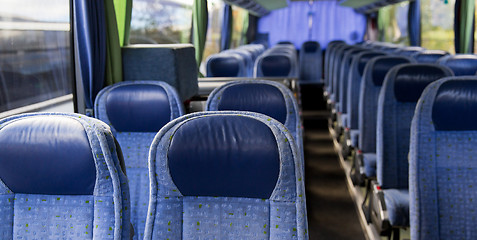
258,1,366,49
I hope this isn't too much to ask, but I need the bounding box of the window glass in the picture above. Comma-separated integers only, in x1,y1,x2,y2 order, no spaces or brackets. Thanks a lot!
130,0,193,44
202,0,223,68
421,0,455,53
230,6,248,48
378,2,409,45
0,0,72,113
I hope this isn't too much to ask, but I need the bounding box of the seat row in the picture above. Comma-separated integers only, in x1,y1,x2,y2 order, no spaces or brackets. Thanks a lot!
0,79,307,240
324,40,477,239
205,44,265,77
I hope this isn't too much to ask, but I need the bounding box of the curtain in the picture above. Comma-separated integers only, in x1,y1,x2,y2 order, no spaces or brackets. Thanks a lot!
220,4,232,51
104,0,123,86
193,0,208,76
408,0,421,46
457,0,475,53
113,0,132,46
74,0,106,110
258,1,366,49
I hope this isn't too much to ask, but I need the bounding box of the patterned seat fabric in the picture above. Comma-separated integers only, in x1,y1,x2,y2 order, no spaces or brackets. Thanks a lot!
438,54,477,76
206,53,247,77
410,77,477,240
95,81,184,240
144,111,308,240
254,44,298,78
299,41,322,83
0,113,131,239
324,41,345,96
377,63,453,226
358,56,413,177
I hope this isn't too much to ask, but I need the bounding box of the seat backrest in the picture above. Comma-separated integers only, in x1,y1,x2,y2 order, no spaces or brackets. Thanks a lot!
411,50,449,63
206,53,247,77
299,41,322,82
358,56,413,152
337,47,366,114
324,41,345,91
438,54,477,76
254,53,297,77
409,77,477,240
377,64,453,189
394,46,425,57
144,111,308,240
229,49,255,77
331,45,353,100
94,81,184,240
346,51,385,130
0,113,131,239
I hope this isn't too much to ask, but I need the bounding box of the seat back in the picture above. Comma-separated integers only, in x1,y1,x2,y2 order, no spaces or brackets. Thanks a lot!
94,81,184,240
377,64,453,189
409,77,477,240
324,41,345,93
0,113,131,239
358,56,413,152
394,46,425,57
206,53,247,77
337,47,366,115
254,53,297,78
411,50,449,63
438,54,477,76
299,41,322,83
330,45,353,102
144,111,307,240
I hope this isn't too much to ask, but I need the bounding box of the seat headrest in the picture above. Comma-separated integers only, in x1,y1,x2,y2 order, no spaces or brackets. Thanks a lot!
216,83,287,124
0,116,96,195
105,83,171,132
302,41,319,52
208,55,241,77
412,50,449,63
260,55,292,77
393,64,453,102
358,52,385,76
168,115,280,199
371,56,412,86
438,55,477,76
432,79,477,131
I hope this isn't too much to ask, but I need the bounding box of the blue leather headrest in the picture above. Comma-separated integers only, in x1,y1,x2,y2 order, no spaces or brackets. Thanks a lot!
358,52,385,76
372,57,411,86
394,65,452,102
303,41,319,52
106,84,171,132
168,115,280,198
413,50,449,63
217,83,287,124
261,55,292,77
208,56,240,77
439,55,477,76
433,79,477,131
0,116,96,195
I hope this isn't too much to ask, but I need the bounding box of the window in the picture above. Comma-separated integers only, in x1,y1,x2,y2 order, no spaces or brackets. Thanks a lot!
378,2,410,45
0,0,72,113
202,0,224,68
130,0,193,44
421,0,455,53
230,6,248,48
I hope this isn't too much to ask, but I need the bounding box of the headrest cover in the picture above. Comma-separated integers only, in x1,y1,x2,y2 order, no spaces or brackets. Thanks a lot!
433,80,477,131
358,52,385,76
0,116,96,195
168,116,280,198
209,56,240,77
106,84,171,132
261,55,292,77
217,83,287,124
439,55,477,76
372,57,411,86
394,65,452,102
303,41,319,52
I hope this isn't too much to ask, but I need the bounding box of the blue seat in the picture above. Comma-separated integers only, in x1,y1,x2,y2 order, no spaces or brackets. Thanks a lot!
206,53,247,77
373,64,453,228
330,45,353,105
0,113,131,239
205,80,303,165
324,41,346,97
299,41,322,83
143,111,308,240
254,53,297,78
94,81,184,240
227,49,255,77
357,56,413,179
438,54,477,76
393,46,425,57
411,50,449,63
409,76,477,240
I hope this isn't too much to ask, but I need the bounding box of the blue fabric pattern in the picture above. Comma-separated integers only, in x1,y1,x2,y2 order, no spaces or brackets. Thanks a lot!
299,41,322,83
383,189,410,226
0,113,130,239
362,153,377,177
410,76,477,240
144,111,308,240
95,81,184,240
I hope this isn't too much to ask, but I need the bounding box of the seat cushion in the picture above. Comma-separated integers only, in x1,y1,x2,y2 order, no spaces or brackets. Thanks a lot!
362,153,377,177
383,189,410,227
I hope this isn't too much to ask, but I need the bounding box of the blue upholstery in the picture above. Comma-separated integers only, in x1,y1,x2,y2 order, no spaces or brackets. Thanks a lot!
324,41,345,93
394,46,425,57
438,54,477,76
299,41,323,83
0,113,131,240
383,189,410,226
95,81,184,240
337,47,365,118
144,111,308,240
330,45,353,103
409,76,477,240
254,46,299,78
358,56,413,177
412,50,449,63
206,53,246,77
